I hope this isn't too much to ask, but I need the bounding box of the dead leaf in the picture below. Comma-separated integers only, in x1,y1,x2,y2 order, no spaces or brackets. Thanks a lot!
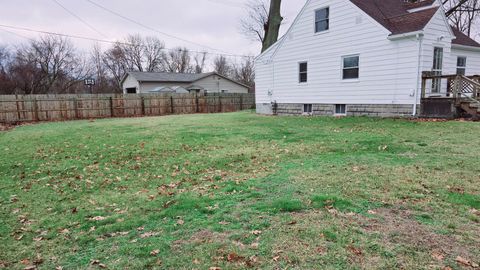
218,221,230,225
367,210,377,215
192,259,200,265
272,256,280,262
89,216,106,221
177,219,184,225
251,230,262,235
431,251,445,261
140,232,159,238
227,252,244,262
150,249,160,256
251,242,259,249
23,266,36,270
209,267,221,270
456,256,471,267
347,246,363,256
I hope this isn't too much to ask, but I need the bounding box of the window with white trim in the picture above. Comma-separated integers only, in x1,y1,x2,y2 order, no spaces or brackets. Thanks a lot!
335,104,346,115
342,55,359,79
304,104,313,114
315,7,329,33
456,56,467,75
299,62,308,83
432,47,443,93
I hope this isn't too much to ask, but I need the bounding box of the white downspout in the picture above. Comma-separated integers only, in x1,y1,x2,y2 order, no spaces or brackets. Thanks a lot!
414,33,424,116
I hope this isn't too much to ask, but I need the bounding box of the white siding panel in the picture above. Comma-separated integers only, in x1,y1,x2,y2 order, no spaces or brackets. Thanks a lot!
451,48,480,76
256,0,420,105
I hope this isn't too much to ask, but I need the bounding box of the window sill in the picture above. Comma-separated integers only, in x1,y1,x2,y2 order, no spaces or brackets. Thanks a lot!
298,83,308,86
341,79,360,83
314,30,330,36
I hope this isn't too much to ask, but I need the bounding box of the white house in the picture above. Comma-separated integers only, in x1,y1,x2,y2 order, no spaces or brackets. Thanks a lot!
255,0,480,117
122,72,250,94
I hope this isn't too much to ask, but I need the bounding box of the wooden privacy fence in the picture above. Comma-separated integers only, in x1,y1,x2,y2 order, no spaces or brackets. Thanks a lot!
0,93,255,123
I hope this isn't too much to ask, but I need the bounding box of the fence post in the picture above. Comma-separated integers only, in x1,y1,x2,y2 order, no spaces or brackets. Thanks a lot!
219,95,222,113
109,96,114,117
195,92,199,113
170,95,174,114
73,97,79,119
239,95,243,111
141,96,145,116
15,94,21,121
33,98,39,121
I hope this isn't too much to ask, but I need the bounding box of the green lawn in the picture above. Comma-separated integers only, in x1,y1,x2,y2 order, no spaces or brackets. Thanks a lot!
1,112,479,270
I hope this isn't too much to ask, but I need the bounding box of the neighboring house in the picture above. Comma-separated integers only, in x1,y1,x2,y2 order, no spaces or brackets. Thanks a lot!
121,72,250,94
255,0,480,117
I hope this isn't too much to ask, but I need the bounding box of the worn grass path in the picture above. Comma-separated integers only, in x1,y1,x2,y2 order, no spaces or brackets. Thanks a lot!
0,112,479,269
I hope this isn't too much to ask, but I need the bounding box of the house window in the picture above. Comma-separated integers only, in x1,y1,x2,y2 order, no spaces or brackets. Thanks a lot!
456,57,467,75
299,62,308,83
342,55,359,79
432,47,443,93
335,104,346,115
304,104,313,114
126,87,137,94
315,7,329,33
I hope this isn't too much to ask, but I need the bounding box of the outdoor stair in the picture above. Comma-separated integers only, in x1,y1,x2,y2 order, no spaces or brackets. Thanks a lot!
459,99,480,120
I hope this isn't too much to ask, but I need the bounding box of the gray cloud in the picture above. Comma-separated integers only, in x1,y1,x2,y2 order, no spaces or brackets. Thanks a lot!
0,0,304,58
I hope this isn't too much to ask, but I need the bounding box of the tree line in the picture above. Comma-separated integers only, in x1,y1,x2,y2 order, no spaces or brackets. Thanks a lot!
0,34,254,95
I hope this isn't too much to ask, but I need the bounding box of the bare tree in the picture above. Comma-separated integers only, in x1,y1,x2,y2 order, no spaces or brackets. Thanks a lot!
232,57,255,89
143,36,166,72
102,43,128,87
193,52,208,73
213,55,232,76
164,47,193,73
444,0,480,37
240,0,269,43
240,0,283,52
10,35,89,94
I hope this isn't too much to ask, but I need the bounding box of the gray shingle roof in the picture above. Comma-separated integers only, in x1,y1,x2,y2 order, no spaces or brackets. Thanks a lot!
127,71,215,83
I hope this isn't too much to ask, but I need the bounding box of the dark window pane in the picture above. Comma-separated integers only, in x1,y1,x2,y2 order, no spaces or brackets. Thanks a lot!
304,104,312,113
299,73,308,83
457,68,466,75
315,20,329,32
343,56,359,68
343,68,359,79
299,62,308,72
457,57,466,67
335,104,346,114
315,8,329,21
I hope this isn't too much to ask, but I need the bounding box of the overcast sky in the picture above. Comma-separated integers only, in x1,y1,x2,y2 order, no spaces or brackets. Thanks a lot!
0,0,305,60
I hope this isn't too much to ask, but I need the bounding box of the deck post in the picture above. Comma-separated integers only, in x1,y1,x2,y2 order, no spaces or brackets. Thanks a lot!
421,76,427,99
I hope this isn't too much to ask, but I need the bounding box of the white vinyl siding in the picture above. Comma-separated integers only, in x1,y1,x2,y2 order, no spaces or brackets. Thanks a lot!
256,0,419,105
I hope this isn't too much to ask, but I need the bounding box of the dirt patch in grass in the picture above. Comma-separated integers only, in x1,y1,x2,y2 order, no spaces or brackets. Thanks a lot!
171,229,230,249
357,207,480,268
0,123,16,132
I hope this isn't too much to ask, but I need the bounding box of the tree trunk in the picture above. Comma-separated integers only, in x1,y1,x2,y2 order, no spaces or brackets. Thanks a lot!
262,0,283,52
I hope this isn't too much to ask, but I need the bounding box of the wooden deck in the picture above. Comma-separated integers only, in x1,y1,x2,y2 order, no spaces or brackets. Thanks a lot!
420,72,480,119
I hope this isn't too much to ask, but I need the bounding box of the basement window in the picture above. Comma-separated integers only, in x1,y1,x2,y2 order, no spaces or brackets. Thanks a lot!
457,56,467,75
315,7,330,33
303,104,313,114
335,104,346,115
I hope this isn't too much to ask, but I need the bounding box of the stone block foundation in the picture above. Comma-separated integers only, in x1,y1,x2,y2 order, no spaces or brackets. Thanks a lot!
256,103,415,117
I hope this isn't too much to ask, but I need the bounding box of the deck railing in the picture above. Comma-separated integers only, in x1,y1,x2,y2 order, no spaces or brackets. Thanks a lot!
421,72,480,102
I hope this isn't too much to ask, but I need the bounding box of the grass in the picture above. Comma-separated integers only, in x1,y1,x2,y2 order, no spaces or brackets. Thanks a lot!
0,112,479,269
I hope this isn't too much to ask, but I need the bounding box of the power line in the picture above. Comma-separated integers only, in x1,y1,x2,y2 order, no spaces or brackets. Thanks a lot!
51,0,107,38
83,0,233,55
0,23,253,59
